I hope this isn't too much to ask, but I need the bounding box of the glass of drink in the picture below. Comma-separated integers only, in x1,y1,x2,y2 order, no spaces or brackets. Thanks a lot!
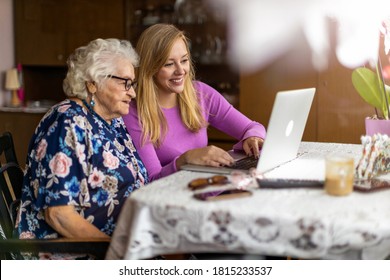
325,155,355,196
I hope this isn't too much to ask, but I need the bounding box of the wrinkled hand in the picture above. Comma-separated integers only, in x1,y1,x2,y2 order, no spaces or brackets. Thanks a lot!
177,145,234,169
242,136,264,158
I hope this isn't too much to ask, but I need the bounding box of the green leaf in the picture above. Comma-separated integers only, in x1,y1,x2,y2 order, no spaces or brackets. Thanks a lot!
352,67,389,119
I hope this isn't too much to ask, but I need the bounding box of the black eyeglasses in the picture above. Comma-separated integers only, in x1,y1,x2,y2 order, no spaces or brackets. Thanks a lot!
108,75,137,91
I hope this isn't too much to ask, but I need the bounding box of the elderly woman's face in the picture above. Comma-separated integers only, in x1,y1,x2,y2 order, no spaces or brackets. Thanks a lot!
94,59,136,122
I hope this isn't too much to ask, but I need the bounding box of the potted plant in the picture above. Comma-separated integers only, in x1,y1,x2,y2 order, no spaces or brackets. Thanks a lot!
352,20,390,136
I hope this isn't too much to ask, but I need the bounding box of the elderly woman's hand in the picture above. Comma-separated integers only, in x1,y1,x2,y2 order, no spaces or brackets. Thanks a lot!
45,205,110,238
242,136,264,158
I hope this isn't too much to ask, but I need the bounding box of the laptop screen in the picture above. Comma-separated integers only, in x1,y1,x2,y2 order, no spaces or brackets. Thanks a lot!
256,87,316,173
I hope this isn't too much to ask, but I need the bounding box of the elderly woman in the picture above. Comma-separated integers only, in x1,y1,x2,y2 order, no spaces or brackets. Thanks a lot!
17,38,148,258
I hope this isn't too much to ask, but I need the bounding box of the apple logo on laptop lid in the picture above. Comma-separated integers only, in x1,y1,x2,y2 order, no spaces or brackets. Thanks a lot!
285,120,294,137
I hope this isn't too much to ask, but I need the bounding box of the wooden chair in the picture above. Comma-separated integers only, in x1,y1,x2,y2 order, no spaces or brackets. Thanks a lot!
0,131,110,260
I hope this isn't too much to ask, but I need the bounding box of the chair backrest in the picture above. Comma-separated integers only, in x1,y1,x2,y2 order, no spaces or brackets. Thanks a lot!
0,132,24,241
0,132,111,260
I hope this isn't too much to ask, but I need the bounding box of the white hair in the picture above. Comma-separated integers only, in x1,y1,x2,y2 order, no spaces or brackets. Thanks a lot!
63,38,139,99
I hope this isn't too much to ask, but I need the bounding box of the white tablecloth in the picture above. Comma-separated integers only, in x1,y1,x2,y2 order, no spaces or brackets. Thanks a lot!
106,142,390,260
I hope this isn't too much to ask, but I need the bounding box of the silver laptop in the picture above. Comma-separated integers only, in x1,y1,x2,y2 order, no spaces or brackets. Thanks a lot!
181,87,316,175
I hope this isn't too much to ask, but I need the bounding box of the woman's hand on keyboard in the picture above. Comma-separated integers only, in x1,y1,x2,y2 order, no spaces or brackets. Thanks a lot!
176,145,235,169
243,136,264,159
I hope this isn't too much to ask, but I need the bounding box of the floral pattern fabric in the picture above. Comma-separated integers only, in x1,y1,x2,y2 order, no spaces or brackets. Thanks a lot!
18,99,148,240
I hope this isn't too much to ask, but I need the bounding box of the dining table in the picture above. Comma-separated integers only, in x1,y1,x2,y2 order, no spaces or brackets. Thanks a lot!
105,142,390,260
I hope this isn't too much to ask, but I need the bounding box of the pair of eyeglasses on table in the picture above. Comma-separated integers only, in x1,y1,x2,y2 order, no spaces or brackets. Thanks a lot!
188,175,253,201
188,175,229,190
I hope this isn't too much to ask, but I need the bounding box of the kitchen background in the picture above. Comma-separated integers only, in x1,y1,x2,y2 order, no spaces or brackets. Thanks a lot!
0,0,378,166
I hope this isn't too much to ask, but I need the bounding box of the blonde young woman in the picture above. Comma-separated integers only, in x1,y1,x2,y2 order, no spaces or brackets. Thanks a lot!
123,24,266,181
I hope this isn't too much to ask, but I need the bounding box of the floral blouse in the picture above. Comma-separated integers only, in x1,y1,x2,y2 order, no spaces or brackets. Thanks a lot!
18,99,148,239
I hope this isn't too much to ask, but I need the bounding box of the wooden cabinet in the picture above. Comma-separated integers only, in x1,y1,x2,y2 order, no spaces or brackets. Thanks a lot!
12,0,375,147
10,0,128,169
240,45,319,143
14,0,66,65
0,111,44,168
14,0,125,66
240,34,373,144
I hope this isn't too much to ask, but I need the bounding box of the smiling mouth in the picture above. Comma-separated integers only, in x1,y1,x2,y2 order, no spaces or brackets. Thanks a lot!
171,78,183,84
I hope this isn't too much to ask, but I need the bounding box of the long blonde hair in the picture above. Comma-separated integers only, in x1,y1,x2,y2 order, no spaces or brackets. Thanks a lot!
136,24,205,147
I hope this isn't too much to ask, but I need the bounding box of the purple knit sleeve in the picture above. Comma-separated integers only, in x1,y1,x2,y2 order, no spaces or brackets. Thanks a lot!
196,81,266,150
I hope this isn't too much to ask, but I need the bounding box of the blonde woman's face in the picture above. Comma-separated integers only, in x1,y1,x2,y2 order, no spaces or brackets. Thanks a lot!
155,38,190,96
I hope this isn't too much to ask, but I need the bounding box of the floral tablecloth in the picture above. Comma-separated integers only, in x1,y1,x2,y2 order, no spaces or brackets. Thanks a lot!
106,142,390,260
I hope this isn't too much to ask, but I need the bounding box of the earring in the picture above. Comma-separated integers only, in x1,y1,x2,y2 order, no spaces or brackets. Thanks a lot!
90,95,95,107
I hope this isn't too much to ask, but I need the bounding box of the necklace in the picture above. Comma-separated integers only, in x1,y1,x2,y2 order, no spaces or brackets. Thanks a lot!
82,99,112,129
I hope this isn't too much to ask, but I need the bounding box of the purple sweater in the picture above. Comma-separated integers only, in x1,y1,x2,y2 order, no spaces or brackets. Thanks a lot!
123,81,266,181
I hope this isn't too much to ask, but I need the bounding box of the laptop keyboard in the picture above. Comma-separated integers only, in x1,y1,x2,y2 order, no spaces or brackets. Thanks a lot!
228,156,258,170
263,158,325,181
